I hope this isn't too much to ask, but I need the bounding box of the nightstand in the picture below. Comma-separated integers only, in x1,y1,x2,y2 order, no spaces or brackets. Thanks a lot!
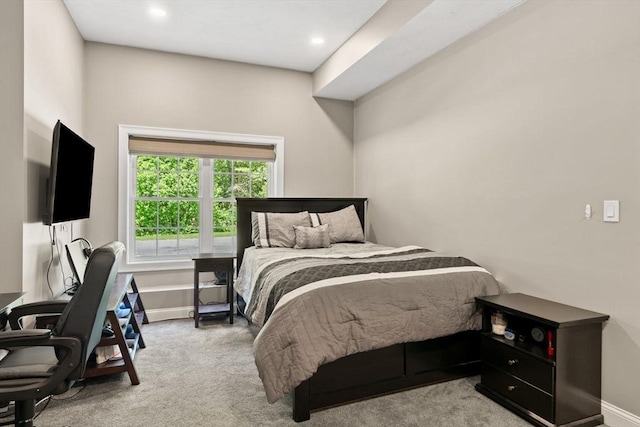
192,253,235,328
475,293,609,427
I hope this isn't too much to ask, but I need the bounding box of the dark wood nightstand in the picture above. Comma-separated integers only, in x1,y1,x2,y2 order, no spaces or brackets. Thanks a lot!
192,253,235,328
475,293,609,427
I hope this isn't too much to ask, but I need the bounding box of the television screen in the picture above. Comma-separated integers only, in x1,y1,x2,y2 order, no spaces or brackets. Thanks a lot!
43,120,95,225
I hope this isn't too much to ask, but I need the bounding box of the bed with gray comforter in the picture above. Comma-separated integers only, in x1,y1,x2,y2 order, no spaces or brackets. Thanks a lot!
235,242,504,404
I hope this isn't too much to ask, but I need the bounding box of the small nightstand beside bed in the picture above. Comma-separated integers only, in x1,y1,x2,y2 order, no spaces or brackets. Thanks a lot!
234,198,505,422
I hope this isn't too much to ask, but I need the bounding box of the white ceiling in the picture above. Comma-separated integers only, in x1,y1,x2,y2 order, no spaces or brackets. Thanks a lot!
63,0,526,101
63,0,387,72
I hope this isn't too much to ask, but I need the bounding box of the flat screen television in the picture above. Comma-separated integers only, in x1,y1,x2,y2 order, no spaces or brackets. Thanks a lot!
43,120,95,225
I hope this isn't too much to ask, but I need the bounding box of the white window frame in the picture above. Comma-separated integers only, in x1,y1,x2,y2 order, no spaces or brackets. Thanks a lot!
117,124,284,272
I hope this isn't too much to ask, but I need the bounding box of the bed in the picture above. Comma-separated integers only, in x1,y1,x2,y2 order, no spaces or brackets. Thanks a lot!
234,197,504,422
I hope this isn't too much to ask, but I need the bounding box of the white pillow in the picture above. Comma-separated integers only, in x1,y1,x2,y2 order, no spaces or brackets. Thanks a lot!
251,211,311,248
293,224,331,249
309,205,364,244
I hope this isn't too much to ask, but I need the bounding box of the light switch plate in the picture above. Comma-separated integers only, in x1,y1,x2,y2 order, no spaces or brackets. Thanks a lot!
603,200,619,222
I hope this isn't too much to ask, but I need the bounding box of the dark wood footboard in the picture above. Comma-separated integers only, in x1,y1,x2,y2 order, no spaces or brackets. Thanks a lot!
238,285,480,422
292,331,481,422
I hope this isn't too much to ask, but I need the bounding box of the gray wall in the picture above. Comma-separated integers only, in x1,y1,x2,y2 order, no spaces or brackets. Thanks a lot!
22,0,86,302
354,0,639,416
0,0,85,301
0,0,24,295
83,43,355,309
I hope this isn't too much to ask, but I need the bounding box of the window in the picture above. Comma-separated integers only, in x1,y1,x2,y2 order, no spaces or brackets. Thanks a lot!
118,125,284,271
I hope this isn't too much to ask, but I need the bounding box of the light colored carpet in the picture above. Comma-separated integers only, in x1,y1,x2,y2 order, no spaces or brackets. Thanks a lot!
29,318,592,426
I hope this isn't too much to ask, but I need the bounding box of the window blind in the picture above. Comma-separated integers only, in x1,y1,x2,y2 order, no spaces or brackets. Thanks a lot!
128,136,276,161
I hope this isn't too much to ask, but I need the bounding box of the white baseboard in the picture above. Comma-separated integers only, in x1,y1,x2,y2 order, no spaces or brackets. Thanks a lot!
146,306,193,322
145,305,238,322
602,401,640,427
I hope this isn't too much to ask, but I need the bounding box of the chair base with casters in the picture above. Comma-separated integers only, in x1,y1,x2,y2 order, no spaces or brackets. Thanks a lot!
0,241,125,427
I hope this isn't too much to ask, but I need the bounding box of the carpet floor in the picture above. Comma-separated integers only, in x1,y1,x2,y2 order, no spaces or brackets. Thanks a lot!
26,317,600,427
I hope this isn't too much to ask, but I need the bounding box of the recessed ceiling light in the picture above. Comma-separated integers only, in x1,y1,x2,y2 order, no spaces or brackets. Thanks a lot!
149,7,167,18
311,37,325,46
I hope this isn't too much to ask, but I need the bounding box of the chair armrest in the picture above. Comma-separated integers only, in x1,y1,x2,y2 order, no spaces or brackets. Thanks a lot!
8,300,69,330
0,334,83,402
0,329,52,346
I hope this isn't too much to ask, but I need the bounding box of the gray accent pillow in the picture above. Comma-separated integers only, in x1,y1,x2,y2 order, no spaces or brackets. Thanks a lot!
310,205,364,243
252,211,311,248
293,224,331,249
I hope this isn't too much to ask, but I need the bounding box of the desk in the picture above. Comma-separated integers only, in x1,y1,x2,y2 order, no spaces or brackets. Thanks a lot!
0,292,25,330
192,253,235,328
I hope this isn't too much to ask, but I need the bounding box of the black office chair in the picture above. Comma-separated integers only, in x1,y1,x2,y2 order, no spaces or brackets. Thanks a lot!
0,241,124,427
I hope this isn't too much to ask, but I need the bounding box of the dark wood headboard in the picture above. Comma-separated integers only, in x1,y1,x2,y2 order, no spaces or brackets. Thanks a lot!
235,197,367,272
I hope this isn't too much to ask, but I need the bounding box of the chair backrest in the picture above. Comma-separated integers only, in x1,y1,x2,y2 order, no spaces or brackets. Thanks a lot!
53,241,125,379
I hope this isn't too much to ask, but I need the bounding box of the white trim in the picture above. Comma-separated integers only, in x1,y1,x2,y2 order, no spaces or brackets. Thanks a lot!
118,258,194,273
200,158,213,251
146,305,238,323
602,401,640,427
145,306,193,322
137,282,226,293
139,283,193,293
273,137,284,196
117,124,284,271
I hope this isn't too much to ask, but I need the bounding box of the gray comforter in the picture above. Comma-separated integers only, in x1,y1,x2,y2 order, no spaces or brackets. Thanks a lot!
236,244,503,403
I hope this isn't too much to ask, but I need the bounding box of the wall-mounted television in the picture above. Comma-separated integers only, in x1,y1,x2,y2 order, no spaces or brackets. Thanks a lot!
43,120,95,225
